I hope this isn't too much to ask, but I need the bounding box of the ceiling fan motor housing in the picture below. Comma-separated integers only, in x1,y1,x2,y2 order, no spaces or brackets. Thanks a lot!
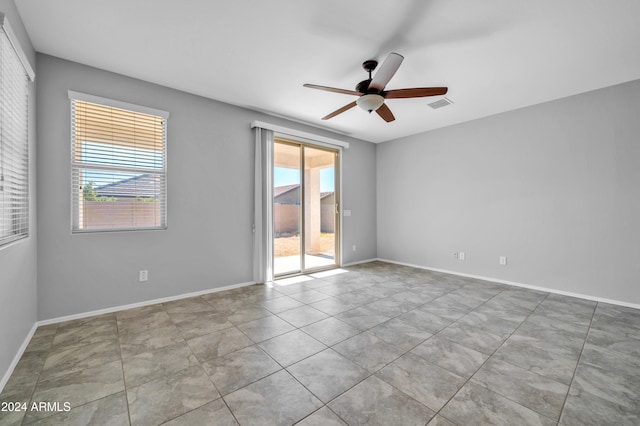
356,79,372,93
358,59,379,93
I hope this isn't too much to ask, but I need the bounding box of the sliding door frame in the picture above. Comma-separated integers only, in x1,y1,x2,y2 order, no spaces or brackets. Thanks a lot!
273,136,341,278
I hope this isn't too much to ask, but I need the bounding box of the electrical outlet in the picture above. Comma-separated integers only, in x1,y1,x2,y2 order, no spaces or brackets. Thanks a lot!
458,252,465,261
453,252,458,259
499,256,507,266
352,245,356,251
139,270,148,282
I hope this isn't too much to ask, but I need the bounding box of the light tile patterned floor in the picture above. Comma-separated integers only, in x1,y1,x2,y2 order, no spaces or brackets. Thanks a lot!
2,261,640,425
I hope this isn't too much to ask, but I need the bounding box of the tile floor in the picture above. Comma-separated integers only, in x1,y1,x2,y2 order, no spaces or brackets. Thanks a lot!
1,261,640,425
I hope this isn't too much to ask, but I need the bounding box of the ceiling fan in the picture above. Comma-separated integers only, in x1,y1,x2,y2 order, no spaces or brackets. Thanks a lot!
304,52,448,122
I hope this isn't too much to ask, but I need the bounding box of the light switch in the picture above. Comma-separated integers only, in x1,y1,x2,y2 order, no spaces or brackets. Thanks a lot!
343,210,352,217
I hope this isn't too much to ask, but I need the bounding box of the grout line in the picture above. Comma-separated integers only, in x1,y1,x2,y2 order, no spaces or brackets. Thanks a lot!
17,318,124,425
114,314,133,426
253,277,408,422
8,263,626,425
162,302,231,423
288,275,470,422
219,396,242,425
281,276,457,422
556,301,597,423
426,289,556,423
207,345,284,399
16,340,50,426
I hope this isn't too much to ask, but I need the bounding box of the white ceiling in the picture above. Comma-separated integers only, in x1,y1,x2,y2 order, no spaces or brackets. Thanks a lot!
15,0,640,143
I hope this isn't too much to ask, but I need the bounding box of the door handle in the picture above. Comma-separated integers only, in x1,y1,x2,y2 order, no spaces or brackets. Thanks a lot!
335,203,339,214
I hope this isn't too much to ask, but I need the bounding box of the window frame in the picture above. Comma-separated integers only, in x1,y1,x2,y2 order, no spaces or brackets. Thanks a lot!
68,91,169,233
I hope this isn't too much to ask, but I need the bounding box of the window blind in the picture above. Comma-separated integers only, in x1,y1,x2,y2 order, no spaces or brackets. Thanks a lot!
70,96,168,232
0,18,30,246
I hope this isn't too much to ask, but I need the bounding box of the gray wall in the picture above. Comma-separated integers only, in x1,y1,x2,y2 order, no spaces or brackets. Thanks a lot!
36,54,376,320
377,79,640,305
342,133,377,264
0,0,37,386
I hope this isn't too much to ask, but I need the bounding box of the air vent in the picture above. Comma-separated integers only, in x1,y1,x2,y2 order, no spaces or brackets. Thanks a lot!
428,97,453,109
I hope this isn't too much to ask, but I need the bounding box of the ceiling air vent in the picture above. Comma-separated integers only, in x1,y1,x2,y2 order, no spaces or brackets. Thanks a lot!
428,97,453,109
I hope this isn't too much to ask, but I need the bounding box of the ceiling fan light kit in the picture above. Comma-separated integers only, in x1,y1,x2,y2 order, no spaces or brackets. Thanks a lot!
356,93,385,112
304,52,448,123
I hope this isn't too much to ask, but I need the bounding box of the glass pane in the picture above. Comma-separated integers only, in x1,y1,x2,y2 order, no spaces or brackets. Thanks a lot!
77,169,163,230
273,142,301,275
303,146,336,270
71,98,167,232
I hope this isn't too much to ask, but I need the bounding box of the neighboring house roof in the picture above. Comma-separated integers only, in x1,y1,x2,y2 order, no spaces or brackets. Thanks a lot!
274,184,299,198
274,184,333,204
320,192,333,200
95,174,160,198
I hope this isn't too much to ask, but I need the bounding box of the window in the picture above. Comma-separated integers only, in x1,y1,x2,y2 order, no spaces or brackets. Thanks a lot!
0,14,33,247
70,92,168,232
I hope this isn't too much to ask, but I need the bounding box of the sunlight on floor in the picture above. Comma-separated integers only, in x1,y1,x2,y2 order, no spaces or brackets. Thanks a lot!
273,275,315,286
310,268,349,278
274,254,336,276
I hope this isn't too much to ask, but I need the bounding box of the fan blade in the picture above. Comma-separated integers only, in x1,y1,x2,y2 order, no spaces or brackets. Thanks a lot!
322,101,357,120
368,52,404,92
384,87,448,99
303,84,361,96
376,103,395,122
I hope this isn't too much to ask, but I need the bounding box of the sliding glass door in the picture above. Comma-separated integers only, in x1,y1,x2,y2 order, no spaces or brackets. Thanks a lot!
273,141,302,275
273,138,339,276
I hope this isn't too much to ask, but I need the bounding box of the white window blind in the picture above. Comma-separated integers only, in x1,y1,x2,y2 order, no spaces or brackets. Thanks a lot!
70,94,168,232
0,15,31,247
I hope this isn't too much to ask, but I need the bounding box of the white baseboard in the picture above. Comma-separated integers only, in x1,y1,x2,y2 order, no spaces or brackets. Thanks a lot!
5,260,637,393
342,258,379,267
0,322,37,394
37,280,257,326
377,258,640,310
2,281,258,393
